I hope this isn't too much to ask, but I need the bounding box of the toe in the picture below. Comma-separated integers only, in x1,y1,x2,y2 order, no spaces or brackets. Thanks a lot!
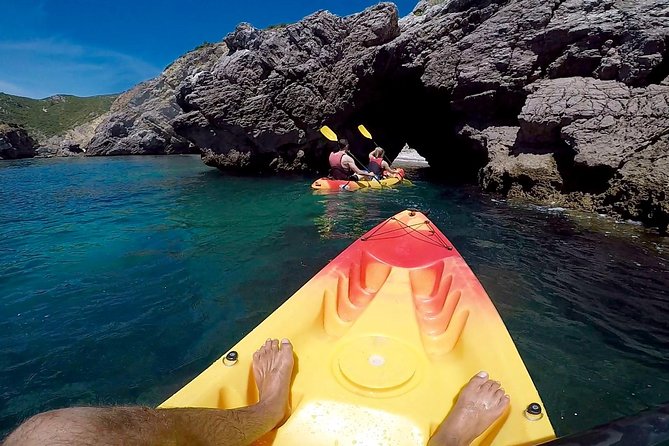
271,339,280,351
479,380,494,393
467,371,489,389
280,339,293,353
488,381,501,392
494,388,506,404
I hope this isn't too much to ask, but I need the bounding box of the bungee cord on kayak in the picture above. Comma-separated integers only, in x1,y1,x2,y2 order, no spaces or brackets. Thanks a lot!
361,216,453,251
153,209,555,444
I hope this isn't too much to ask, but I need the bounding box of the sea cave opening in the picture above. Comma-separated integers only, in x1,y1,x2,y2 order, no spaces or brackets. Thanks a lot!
342,69,490,185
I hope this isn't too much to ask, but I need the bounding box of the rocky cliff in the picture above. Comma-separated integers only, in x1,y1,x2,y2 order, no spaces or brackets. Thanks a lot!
0,124,37,159
84,42,228,155
162,0,668,231
172,6,401,171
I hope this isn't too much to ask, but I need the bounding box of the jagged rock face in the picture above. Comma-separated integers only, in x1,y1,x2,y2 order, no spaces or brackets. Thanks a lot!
519,78,669,170
604,144,669,230
169,0,668,230
173,5,401,172
0,124,36,160
85,43,228,156
36,114,107,157
479,76,669,229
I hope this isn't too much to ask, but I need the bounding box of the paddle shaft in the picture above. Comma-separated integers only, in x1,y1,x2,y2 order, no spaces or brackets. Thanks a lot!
360,129,412,184
369,138,396,167
358,124,398,168
319,125,387,187
346,150,386,187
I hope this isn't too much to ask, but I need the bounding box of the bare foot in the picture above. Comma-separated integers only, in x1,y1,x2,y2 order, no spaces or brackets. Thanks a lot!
252,338,294,428
428,371,510,446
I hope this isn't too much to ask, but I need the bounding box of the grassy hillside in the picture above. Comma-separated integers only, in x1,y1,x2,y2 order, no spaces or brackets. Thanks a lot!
0,93,117,139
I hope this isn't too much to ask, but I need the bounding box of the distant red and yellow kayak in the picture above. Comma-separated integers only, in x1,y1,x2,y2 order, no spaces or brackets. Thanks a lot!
162,210,555,445
311,168,406,191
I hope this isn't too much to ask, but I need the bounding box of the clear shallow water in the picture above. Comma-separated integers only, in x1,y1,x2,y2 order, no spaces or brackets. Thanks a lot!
1,155,668,439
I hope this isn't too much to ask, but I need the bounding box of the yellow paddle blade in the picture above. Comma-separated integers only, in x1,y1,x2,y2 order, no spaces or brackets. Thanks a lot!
357,124,373,140
319,125,338,142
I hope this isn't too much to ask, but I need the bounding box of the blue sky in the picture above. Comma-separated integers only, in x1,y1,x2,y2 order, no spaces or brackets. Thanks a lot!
0,0,416,99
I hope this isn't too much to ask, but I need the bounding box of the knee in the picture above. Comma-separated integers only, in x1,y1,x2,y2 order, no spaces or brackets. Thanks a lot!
4,408,83,445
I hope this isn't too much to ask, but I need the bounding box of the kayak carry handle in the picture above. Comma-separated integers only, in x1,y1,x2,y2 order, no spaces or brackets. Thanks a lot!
524,402,544,421
223,351,238,367
407,208,431,217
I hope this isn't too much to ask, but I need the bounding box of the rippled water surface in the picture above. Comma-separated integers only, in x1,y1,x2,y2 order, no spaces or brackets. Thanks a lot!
1,156,668,439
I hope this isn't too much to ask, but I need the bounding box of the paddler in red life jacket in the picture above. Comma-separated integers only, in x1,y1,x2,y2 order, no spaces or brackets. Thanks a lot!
368,147,402,179
328,138,375,180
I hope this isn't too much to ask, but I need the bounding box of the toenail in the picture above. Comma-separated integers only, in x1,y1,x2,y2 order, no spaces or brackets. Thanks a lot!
477,371,488,378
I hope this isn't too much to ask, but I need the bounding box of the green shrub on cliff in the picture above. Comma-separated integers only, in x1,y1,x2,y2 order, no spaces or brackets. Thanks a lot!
0,93,117,139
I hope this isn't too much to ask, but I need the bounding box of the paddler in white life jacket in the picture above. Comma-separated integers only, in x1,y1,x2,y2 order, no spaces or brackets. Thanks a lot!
328,138,375,181
367,147,402,179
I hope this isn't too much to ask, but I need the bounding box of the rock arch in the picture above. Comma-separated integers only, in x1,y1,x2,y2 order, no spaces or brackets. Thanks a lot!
95,0,669,230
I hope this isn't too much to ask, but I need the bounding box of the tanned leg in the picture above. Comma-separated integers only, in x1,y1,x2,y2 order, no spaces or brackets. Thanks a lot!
427,371,510,446
3,339,294,446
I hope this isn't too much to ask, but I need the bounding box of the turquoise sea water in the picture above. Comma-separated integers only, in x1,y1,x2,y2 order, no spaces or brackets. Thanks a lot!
1,155,668,440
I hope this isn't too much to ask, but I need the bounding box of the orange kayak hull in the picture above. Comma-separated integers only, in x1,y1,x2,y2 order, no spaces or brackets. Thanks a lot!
161,210,555,445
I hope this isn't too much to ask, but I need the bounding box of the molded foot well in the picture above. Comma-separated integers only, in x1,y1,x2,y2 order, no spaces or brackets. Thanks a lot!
410,260,450,315
410,260,468,356
335,250,392,323
323,286,351,337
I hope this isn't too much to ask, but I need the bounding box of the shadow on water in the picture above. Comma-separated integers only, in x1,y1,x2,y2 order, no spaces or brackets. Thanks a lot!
0,157,668,439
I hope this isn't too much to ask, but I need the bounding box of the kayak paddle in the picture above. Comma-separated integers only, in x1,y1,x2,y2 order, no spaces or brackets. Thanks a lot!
319,125,384,187
358,124,413,185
